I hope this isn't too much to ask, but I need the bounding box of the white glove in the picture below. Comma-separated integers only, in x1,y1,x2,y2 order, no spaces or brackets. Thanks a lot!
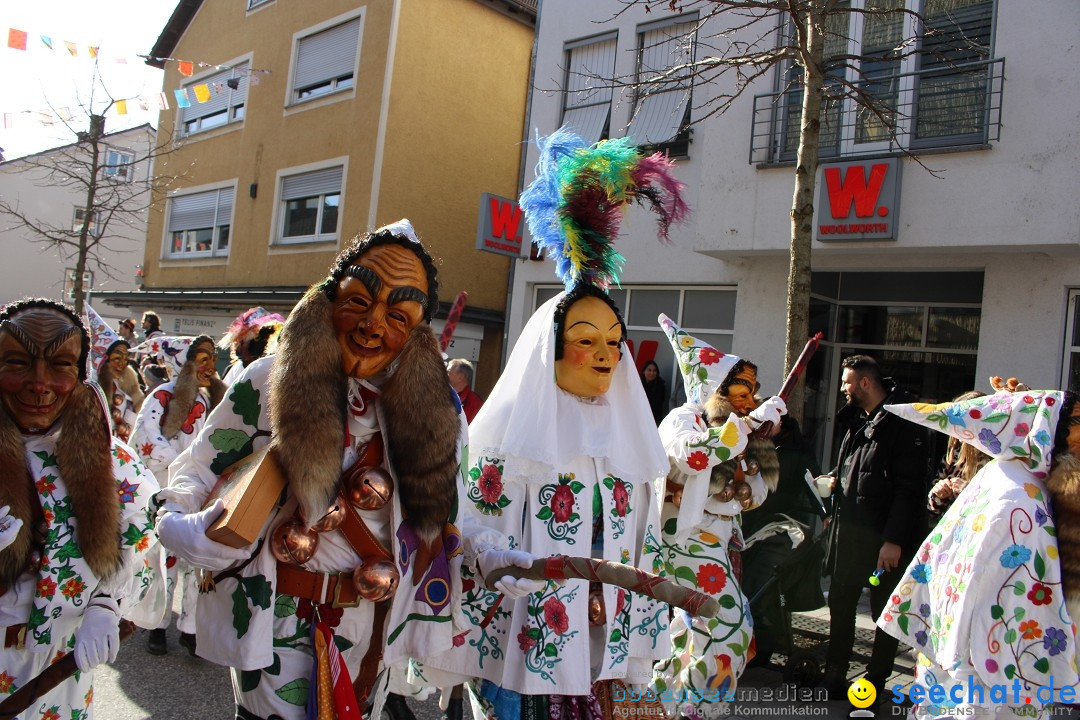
477,549,548,599
0,505,23,552
156,500,251,571
747,396,787,429
74,596,121,672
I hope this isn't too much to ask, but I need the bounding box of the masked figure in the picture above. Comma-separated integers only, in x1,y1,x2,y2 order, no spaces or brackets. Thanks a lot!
218,307,285,386
878,382,1080,719
86,304,145,443
153,220,531,720
652,317,786,717
130,335,226,656
0,298,160,719
426,129,686,719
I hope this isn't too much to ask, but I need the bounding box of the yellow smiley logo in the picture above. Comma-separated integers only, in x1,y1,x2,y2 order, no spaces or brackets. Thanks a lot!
847,678,877,709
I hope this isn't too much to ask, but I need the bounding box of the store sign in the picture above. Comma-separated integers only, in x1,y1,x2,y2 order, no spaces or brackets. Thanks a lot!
169,313,231,338
476,193,529,257
815,158,900,242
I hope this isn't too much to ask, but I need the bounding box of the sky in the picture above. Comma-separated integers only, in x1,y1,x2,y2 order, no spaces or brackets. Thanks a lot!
1,0,179,160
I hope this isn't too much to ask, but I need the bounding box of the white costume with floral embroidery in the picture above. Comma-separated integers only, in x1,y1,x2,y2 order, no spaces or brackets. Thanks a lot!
424,294,670,707
161,357,505,719
0,432,160,720
130,380,212,636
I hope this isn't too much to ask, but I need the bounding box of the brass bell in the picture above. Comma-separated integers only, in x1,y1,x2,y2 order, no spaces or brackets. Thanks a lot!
269,517,320,565
345,467,394,511
744,458,760,475
352,560,400,602
716,483,736,503
311,503,345,533
733,481,753,502
588,586,605,626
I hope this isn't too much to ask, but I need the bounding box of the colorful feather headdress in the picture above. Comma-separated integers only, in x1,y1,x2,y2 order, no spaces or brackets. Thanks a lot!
519,127,689,290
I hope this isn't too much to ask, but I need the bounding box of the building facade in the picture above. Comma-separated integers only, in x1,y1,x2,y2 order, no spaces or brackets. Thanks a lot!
508,0,1080,465
96,0,536,391
0,124,156,321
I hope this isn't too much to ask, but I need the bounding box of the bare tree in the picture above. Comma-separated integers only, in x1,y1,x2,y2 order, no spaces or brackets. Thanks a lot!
599,0,994,419
0,71,183,314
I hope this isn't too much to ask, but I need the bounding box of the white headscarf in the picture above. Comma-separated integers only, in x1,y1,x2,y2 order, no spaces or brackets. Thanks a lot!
470,293,669,488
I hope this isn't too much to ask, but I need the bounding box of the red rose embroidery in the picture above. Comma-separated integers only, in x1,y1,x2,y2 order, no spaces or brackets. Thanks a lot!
517,625,537,651
543,597,570,635
478,464,504,504
550,485,575,523
612,480,629,517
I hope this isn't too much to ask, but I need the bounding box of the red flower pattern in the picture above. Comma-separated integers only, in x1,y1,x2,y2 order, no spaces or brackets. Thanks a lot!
543,597,570,635
550,485,575,523
1028,582,1053,606
62,578,86,599
518,625,538,651
37,577,57,599
696,563,727,594
612,480,630,517
687,451,709,471
478,464,504,504
698,347,722,366
140,443,154,458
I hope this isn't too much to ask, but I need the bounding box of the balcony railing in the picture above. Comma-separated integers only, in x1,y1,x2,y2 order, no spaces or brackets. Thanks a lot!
749,57,1004,165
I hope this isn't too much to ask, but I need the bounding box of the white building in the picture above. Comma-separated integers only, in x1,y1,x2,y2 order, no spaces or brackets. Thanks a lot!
0,124,156,321
508,0,1080,464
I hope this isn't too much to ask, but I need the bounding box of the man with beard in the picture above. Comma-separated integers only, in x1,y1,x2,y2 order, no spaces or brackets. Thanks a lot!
130,335,226,656
153,220,536,720
817,354,930,701
0,298,160,719
878,381,1080,718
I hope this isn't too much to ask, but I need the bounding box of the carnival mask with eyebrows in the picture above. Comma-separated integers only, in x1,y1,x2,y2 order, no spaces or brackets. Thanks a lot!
332,243,429,379
555,296,623,398
0,308,83,432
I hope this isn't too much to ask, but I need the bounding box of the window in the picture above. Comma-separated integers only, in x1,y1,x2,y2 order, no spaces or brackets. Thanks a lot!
63,269,93,304
628,15,697,157
278,166,342,244
180,63,249,136
753,0,999,163
72,207,99,237
560,34,617,144
247,0,272,9
1063,290,1080,393
166,187,234,258
291,16,362,103
103,149,134,181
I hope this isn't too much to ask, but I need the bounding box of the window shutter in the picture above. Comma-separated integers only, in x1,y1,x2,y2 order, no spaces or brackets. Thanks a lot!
169,188,232,231
629,20,695,145
181,64,249,124
282,166,343,200
216,187,235,224
294,18,361,90
562,36,616,144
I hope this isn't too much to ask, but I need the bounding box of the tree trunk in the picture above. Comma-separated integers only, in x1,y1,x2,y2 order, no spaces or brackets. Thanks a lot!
784,9,826,424
73,114,105,315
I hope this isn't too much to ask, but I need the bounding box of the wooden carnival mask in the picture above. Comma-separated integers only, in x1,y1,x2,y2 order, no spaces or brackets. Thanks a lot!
0,308,83,432
555,295,622,398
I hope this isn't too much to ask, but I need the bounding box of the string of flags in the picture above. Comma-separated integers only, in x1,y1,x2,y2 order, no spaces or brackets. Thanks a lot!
2,26,272,131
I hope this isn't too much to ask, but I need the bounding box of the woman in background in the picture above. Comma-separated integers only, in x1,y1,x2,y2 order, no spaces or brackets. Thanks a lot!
640,360,668,425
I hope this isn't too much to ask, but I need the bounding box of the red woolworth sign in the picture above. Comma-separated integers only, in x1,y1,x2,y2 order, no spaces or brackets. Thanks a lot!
476,193,530,258
814,158,901,242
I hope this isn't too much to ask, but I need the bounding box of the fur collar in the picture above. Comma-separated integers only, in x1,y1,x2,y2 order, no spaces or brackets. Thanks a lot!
1047,452,1080,623
0,383,121,587
98,361,145,413
160,362,226,439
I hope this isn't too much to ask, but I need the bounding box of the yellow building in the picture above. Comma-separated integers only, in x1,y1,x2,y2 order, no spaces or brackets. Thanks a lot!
97,0,536,392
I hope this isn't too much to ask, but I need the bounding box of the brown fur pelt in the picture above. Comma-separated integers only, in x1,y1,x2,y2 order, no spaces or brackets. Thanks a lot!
160,361,228,439
269,287,347,526
114,363,145,412
1046,452,1080,625
381,325,460,542
0,407,37,589
703,393,779,493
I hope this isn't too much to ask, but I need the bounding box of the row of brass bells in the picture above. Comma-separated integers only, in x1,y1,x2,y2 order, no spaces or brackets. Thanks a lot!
715,479,754,509
588,585,605,626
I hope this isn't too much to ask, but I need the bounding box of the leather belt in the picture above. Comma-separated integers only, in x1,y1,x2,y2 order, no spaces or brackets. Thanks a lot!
275,564,360,609
3,623,26,649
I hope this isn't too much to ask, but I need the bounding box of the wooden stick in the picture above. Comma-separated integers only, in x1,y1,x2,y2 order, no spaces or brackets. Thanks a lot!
439,291,469,354
486,555,720,617
0,620,135,719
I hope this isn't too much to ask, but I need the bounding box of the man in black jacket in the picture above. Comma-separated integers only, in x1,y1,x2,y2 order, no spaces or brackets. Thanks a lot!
819,355,930,699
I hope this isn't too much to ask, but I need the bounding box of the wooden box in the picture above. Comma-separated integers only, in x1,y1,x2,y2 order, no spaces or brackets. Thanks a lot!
205,445,287,548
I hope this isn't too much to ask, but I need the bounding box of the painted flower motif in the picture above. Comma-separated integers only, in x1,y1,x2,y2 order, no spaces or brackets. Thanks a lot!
679,335,695,349
1043,627,1068,656
1000,544,1032,568
1019,620,1043,640
140,443,154,458
968,408,982,419
1023,395,1035,405
986,394,1010,410
543,597,570,636
612,479,630,517
979,429,1001,454
35,476,56,495
517,624,536,652
136,535,150,552
114,446,133,464
452,633,466,647
0,670,15,693
550,485,576,524
1028,583,1053,606
914,630,928,646
1035,506,1048,526
687,451,709,471
37,577,57,599
62,578,87,599
972,514,987,532
698,347,722,366
911,563,931,584
1014,423,1031,436
919,603,931,618
117,479,139,505
478,464,504,504
944,405,968,426
41,708,60,720
1047,397,1057,406
696,563,727,594
883,612,893,623
1035,430,1052,447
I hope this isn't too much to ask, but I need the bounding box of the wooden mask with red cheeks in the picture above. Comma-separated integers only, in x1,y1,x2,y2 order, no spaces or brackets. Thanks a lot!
555,296,622,398
0,308,83,432
332,244,429,379
190,340,218,388
107,342,130,375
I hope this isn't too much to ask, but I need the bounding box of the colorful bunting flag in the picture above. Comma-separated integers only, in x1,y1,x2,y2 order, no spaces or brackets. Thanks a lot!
57,107,71,121
64,41,77,56
193,84,211,103
157,92,170,111
8,28,27,51
2,113,11,129
115,99,127,116
37,110,54,126
178,60,193,77
173,88,191,108
40,35,52,50
88,46,99,59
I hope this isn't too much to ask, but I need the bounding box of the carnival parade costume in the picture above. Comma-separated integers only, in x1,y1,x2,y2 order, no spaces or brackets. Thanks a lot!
218,307,285,386
425,129,687,718
154,221,515,720
652,318,785,716
0,299,161,720
878,387,1080,719
86,304,144,443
